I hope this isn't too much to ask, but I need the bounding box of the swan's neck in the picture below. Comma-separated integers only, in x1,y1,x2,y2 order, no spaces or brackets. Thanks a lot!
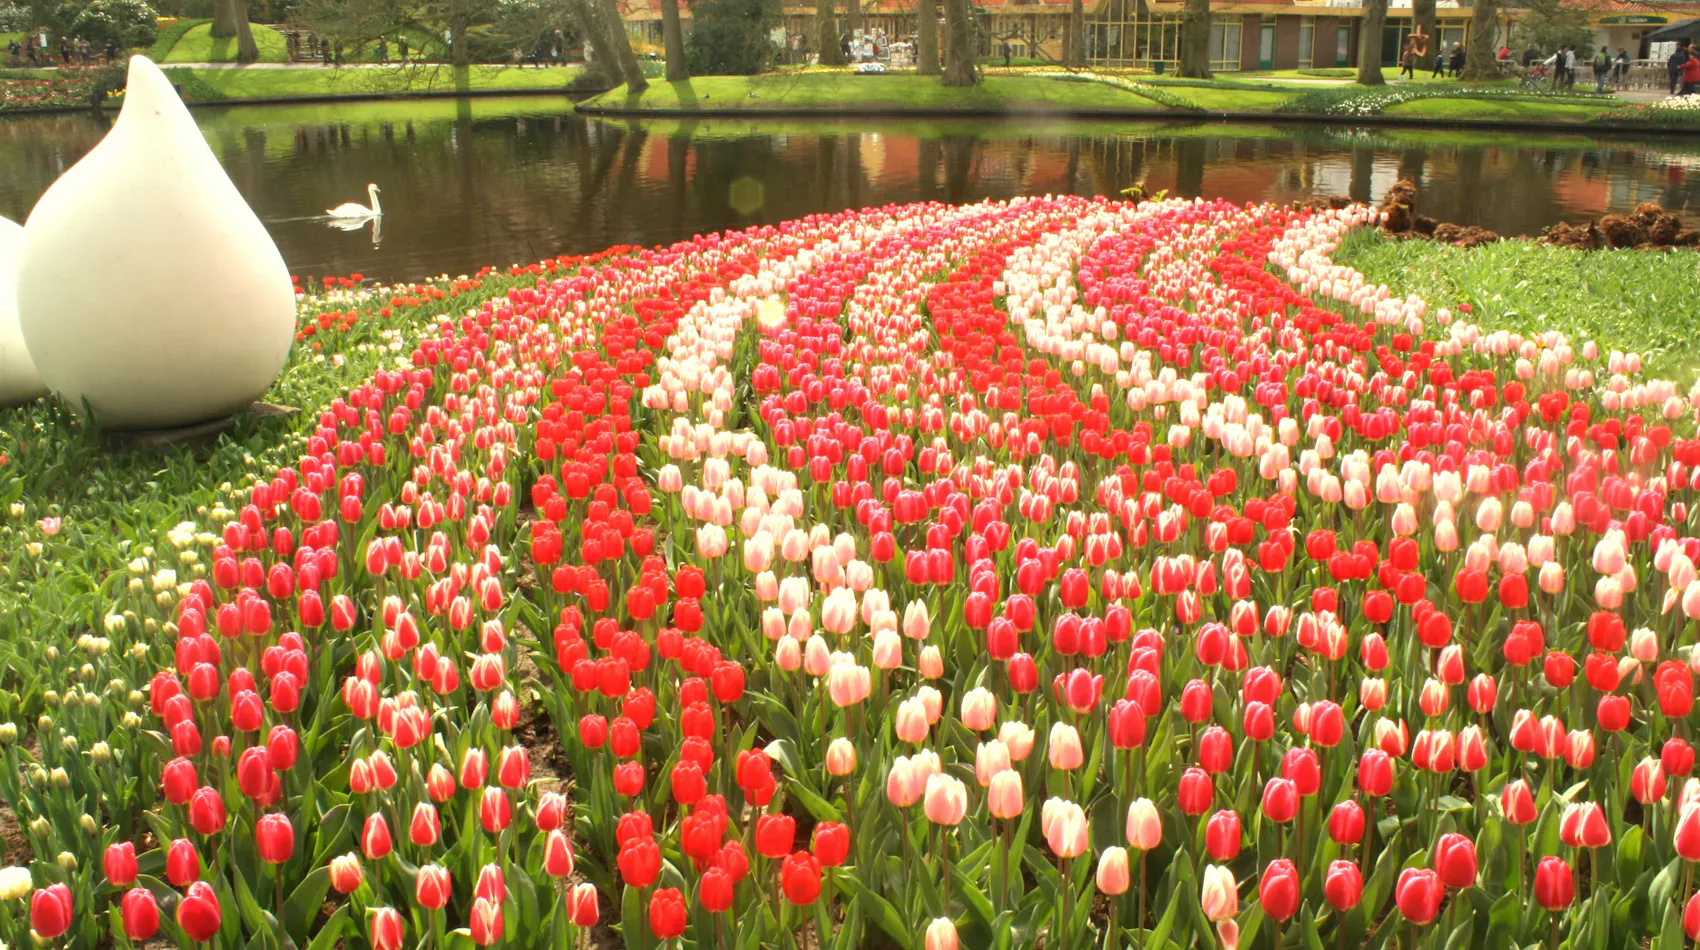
368,185,382,215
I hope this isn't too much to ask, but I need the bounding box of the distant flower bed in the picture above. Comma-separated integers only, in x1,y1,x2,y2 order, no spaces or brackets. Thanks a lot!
1029,70,1203,110
1277,83,1614,116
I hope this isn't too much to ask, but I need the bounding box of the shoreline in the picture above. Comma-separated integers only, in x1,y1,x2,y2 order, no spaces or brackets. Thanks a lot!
573,99,1700,136
1,83,604,117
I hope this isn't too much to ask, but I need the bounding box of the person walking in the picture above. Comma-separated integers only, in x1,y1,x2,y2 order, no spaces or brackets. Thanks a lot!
1594,46,1611,91
1683,45,1700,94
1432,46,1447,77
1614,47,1630,88
377,36,388,63
397,34,409,61
1670,40,1690,95
1400,40,1417,80
1563,46,1576,87
1450,43,1466,77
103,36,117,62
5,39,19,67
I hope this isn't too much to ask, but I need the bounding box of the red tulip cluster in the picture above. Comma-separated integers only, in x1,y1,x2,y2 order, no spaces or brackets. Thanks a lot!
20,194,1699,950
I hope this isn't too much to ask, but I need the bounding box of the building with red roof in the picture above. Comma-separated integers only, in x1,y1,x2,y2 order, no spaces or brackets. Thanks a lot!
616,0,1697,72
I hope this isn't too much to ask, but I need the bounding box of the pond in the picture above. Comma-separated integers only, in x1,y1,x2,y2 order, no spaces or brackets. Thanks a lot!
5,95,1700,281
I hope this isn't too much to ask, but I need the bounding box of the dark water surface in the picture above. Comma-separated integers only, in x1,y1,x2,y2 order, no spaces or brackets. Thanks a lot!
6,95,1700,281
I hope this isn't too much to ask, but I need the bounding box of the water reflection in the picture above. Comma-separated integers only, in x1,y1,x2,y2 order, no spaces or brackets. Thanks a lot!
4,97,1699,281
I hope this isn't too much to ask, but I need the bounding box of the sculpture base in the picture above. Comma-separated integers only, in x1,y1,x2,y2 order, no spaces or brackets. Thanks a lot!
107,401,298,450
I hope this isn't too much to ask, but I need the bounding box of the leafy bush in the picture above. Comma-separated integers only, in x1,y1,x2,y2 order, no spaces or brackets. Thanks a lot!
685,0,780,75
0,2,29,30
146,15,204,58
66,0,157,47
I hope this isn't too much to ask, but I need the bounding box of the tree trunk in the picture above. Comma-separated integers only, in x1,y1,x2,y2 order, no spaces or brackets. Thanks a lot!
211,0,235,37
599,0,649,91
1178,0,1210,77
233,12,258,62
816,0,843,65
1412,0,1436,61
916,0,939,74
1068,0,1084,66
1357,0,1386,85
1461,0,1498,80
660,0,688,81
846,0,861,37
568,0,618,85
941,0,977,85
450,0,470,69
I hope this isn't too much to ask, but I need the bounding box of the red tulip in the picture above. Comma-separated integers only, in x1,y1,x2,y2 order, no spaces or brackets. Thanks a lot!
121,887,160,940
813,821,851,868
756,814,796,859
31,882,73,940
1205,810,1242,861
781,851,822,905
167,838,201,886
1178,767,1214,816
1197,726,1234,773
544,830,576,878
370,907,405,950
1534,857,1575,911
618,837,661,888
568,882,599,926
1324,860,1363,910
700,866,735,913
1358,750,1394,797
1328,799,1365,845
1309,700,1345,747
176,881,222,942
470,897,504,946
416,865,452,909
104,841,138,886
256,813,294,864
1433,833,1478,889
645,888,686,939
1259,859,1300,922
1261,777,1298,823
1394,867,1443,925
162,756,198,805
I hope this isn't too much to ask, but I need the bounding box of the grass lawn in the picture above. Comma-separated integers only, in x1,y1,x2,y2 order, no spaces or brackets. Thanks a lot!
160,22,290,63
581,73,1177,112
1382,96,1618,121
1171,86,1296,111
180,64,580,99
1334,229,1700,381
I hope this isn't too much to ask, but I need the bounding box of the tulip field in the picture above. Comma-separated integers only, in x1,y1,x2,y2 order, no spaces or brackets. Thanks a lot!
4,194,1700,950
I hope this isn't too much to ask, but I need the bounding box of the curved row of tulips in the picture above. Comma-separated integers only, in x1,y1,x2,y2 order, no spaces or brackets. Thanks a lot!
5,193,1700,950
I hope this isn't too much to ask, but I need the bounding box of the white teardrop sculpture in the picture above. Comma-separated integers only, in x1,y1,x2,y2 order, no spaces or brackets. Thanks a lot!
0,215,47,406
15,56,294,429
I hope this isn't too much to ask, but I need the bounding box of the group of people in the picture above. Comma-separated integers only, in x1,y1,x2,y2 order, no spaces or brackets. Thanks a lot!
1395,30,1466,80
1670,40,1700,96
285,31,415,66
4,33,119,68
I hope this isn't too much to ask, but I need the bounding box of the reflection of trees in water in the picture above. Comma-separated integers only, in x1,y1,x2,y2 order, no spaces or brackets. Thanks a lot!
12,107,1700,277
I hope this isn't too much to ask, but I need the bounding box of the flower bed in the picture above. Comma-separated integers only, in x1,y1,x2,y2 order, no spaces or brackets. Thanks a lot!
1,196,1698,950
1276,83,1614,117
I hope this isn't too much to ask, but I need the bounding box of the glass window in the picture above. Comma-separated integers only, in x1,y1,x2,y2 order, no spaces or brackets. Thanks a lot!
1209,22,1241,69
1299,19,1314,67
1336,24,1351,66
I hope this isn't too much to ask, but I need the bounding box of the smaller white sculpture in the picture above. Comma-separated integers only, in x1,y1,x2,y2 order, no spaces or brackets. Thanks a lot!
15,56,295,429
0,216,47,406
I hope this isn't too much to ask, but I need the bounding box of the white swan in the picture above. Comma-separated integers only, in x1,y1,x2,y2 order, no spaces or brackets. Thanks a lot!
327,183,382,218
